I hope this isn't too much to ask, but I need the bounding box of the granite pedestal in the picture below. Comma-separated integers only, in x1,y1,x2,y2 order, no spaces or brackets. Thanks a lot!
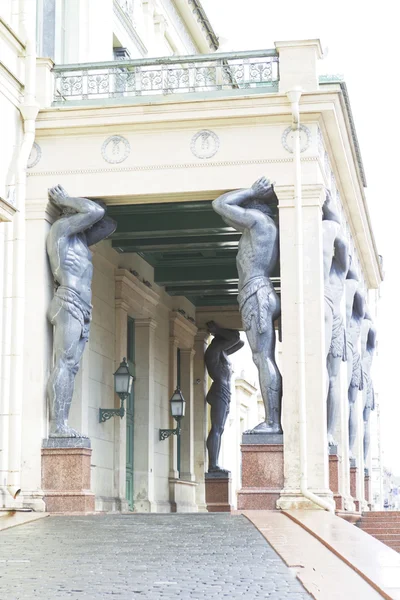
364,468,371,509
329,446,344,511
42,437,95,513
349,458,360,512
237,433,284,510
205,471,232,512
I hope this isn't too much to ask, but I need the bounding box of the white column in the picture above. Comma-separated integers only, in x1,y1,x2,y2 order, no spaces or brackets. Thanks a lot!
168,336,179,479
193,331,208,511
179,348,195,482
113,299,129,509
277,185,332,509
133,317,157,512
21,200,55,511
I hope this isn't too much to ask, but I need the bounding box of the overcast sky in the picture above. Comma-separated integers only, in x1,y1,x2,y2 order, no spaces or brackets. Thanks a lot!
201,0,400,475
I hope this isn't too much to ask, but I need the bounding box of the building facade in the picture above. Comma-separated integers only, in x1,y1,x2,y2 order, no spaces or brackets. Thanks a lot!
0,1,382,514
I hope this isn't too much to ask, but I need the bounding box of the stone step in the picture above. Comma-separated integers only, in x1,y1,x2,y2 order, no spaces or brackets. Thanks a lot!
360,527,400,537
360,525,400,533
368,534,400,543
362,512,400,518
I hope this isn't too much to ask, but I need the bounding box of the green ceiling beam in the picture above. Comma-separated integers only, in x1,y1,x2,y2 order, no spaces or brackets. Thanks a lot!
112,238,240,253
155,264,239,286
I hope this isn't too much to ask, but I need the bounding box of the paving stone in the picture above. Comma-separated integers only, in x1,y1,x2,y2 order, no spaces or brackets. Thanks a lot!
0,514,311,599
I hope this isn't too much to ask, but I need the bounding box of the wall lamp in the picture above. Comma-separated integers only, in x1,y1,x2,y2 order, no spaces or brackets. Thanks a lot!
99,358,135,423
159,387,186,440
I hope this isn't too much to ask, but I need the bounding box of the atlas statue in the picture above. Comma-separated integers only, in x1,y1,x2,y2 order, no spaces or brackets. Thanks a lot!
46,185,116,437
322,190,350,446
345,265,366,458
205,321,244,473
361,311,377,463
213,177,282,434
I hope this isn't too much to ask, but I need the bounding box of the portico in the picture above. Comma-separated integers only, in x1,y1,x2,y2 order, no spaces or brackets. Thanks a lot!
0,39,382,514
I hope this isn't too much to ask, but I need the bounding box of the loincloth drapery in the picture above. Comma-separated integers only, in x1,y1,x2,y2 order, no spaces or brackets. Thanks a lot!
329,313,347,361
363,372,374,410
238,276,276,334
206,380,231,410
347,338,363,390
49,285,92,342
324,285,334,316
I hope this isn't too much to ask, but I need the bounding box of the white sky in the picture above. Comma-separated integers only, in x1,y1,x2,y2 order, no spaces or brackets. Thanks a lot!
201,0,400,474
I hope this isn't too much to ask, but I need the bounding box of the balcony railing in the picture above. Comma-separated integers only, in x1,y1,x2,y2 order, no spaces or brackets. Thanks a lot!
53,49,279,104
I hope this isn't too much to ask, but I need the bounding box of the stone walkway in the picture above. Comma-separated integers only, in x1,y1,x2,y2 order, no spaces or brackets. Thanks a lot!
0,514,311,599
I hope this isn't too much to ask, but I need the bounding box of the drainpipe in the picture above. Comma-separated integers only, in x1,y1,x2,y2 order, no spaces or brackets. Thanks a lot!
7,0,39,500
287,89,334,513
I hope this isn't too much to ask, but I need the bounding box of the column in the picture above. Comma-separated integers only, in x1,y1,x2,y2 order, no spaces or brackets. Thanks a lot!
113,300,129,510
277,185,333,509
193,331,209,511
168,336,179,479
134,317,157,512
21,200,55,511
179,348,195,482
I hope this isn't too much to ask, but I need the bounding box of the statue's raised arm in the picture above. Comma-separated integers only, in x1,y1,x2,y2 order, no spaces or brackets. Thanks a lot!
212,177,276,231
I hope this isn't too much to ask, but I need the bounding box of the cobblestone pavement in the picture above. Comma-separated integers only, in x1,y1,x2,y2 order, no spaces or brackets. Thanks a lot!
0,514,311,600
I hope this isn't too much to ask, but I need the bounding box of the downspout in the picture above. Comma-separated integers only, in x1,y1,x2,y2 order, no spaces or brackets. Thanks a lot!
287,89,334,512
7,0,39,500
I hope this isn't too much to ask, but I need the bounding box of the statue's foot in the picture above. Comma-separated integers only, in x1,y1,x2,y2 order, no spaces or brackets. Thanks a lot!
49,425,88,438
327,434,338,447
249,421,283,434
208,466,230,475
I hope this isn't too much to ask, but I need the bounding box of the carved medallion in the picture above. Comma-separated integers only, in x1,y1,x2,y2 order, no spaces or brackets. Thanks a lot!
101,135,130,164
27,142,42,168
191,130,220,159
281,125,311,154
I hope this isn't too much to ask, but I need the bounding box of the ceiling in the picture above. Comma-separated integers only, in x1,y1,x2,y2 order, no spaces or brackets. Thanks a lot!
108,200,280,307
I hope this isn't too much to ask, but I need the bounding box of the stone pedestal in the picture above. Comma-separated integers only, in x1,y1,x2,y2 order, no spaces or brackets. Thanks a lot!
364,468,371,509
237,433,284,510
42,438,95,513
349,459,360,512
329,447,344,511
205,472,232,512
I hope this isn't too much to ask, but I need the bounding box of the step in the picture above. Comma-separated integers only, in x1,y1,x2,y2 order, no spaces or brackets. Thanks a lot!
368,535,400,543
359,527,400,537
357,521,400,529
360,526,400,533
362,512,400,518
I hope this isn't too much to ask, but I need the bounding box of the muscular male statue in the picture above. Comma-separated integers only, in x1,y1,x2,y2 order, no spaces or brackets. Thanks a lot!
212,177,282,434
361,311,377,463
345,265,366,458
205,321,244,473
46,185,117,437
322,191,350,446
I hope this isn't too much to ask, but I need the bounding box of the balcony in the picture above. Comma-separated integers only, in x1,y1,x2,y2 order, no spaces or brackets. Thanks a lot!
52,49,279,105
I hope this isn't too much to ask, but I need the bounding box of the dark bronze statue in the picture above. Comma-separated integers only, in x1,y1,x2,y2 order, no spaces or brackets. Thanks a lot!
205,321,244,473
361,311,377,463
46,185,116,437
322,191,350,446
212,177,282,434
345,265,366,458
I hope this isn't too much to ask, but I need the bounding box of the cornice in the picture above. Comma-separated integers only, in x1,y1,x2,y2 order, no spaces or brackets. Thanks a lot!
27,156,299,178
0,18,25,53
169,310,197,347
115,268,160,307
113,0,148,56
0,196,17,222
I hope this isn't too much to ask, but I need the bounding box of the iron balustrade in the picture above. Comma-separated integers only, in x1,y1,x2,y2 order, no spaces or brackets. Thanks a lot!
53,49,279,103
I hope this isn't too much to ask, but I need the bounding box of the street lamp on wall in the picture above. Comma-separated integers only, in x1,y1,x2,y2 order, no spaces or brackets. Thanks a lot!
99,358,135,423
159,387,186,440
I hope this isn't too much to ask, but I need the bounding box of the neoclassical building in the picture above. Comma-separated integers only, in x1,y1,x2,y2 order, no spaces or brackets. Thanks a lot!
0,1,382,514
